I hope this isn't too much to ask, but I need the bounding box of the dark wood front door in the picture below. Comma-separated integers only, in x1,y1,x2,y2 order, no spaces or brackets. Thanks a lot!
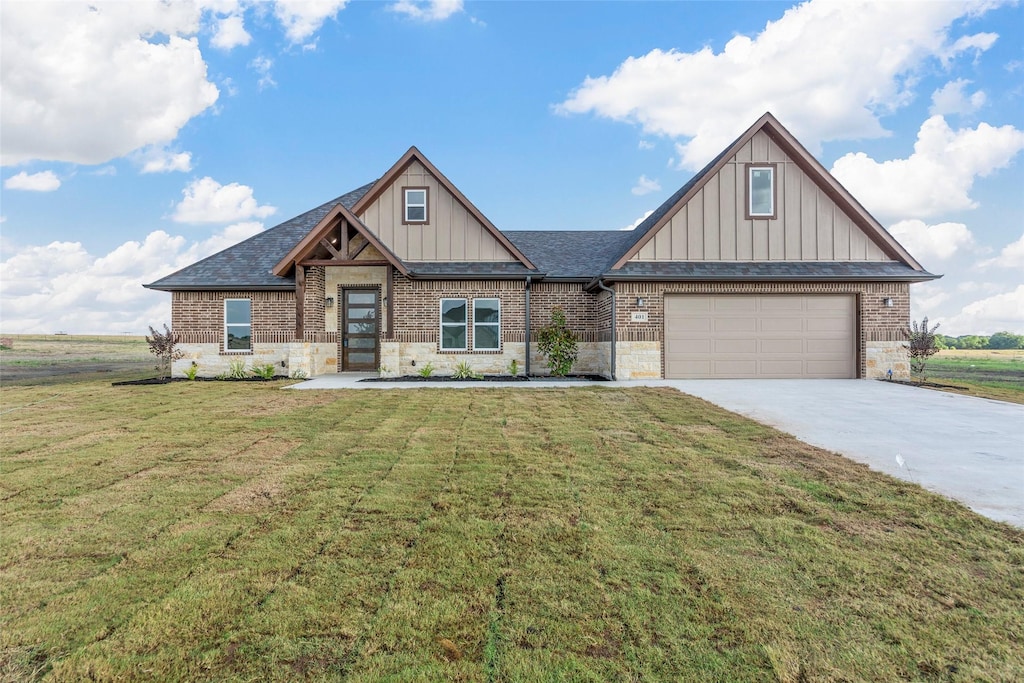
341,289,379,371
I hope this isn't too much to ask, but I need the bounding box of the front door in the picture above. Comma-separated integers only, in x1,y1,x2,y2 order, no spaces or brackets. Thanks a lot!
341,289,379,371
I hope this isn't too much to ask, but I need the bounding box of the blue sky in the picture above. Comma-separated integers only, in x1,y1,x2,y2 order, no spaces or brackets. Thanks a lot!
2,0,1022,335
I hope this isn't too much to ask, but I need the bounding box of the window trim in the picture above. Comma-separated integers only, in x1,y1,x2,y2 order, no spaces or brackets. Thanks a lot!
745,163,777,220
472,298,501,351
224,298,252,353
403,186,430,225
439,298,467,351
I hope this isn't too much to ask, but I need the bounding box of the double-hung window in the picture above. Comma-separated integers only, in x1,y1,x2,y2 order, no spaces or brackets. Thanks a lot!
747,165,775,218
404,187,428,223
473,298,500,351
440,299,467,350
224,298,252,352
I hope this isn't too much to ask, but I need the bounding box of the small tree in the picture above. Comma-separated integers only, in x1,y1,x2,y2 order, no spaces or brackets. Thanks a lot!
902,317,940,380
536,307,578,377
146,324,184,379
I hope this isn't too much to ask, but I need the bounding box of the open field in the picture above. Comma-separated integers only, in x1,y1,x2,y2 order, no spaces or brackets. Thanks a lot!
921,349,1024,404
0,335,153,385
2,381,1021,681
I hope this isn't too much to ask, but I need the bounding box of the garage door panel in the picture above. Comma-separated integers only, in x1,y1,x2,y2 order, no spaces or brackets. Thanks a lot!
664,294,855,379
713,339,757,354
714,318,757,333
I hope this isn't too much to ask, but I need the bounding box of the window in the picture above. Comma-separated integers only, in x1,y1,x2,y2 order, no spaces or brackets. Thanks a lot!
748,165,775,218
440,299,467,350
404,187,428,223
473,298,500,350
224,298,251,352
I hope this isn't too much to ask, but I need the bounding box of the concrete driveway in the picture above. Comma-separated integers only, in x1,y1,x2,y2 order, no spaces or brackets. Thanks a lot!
668,379,1024,528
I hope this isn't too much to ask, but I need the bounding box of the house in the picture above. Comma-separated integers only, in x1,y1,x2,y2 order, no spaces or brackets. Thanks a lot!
145,113,938,380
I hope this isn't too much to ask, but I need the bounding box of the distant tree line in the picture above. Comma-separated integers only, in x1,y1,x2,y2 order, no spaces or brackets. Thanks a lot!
937,331,1024,350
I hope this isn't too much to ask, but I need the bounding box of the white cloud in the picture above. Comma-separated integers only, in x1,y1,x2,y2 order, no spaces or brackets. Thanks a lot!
173,177,277,223
555,0,1001,170
938,285,1024,335
0,223,265,334
631,175,661,196
888,219,974,264
911,282,950,312
92,166,118,176
621,210,654,231
0,1,218,166
979,232,1024,269
139,148,193,174
390,0,464,21
831,116,1024,221
211,14,251,50
929,78,986,116
273,0,348,43
4,171,61,192
638,140,654,151
249,56,277,90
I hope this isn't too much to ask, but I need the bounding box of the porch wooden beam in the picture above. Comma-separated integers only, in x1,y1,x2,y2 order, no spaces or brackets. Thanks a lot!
348,237,370,260
319,237,342,259
339,218,349,258
298,259,390,267
295,264,305,340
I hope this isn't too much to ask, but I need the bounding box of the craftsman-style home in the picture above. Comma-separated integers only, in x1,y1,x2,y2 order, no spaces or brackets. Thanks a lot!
145,113,937,379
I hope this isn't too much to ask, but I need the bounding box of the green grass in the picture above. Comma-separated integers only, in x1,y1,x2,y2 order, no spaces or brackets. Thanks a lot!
917,351,1024,404
1,381,1022,681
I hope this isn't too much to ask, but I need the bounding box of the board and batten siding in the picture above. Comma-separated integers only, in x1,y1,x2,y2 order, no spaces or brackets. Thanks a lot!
358,159,515,262
633,130,891,262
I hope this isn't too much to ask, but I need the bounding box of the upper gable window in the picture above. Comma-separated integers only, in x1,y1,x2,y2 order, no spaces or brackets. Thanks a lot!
747,165,776,219
404,187,428,224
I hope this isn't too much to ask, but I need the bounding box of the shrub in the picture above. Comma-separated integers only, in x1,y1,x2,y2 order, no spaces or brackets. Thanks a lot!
452,361,481,380
183,362,199,381
227,358,248,380
508,359,519,376
417,362,434,378
252,363,276,379
537,307,578,377
146,324,184,380
291,369,309,380
903,317,941,380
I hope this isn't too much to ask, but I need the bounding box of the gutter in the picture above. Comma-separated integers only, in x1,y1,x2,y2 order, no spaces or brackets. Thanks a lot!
595,279,616,380
524,275,531,376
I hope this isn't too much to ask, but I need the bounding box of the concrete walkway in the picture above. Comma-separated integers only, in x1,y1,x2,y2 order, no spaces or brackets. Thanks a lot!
288,375,1023,527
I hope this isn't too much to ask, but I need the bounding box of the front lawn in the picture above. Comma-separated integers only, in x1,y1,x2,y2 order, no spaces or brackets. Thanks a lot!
1,382,1021,681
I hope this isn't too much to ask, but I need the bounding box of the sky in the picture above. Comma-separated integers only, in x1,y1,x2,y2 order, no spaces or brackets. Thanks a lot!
1,0,1022,336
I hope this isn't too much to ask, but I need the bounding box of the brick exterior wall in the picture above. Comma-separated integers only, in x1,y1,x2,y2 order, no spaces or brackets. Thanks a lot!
303,266,326,334
171,290,295,351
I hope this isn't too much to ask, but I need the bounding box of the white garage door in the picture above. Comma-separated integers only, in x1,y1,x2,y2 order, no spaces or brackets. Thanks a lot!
664,294,856,379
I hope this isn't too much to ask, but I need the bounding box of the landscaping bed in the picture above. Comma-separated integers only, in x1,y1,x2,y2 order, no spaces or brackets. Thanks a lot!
360,374,607,382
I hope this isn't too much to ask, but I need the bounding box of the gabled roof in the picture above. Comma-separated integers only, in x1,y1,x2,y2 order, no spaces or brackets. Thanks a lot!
604,112,927,273
351,146,537,270
271,202,409,277
144,182,375,291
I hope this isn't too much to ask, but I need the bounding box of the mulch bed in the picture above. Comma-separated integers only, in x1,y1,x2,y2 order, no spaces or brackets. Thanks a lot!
360,374,608,383
112,377,287,386
878,378,971,392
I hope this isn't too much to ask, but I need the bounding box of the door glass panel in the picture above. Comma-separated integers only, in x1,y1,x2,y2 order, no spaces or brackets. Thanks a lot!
347,352,375,365
348,337,375,348
348,322,376,334
349,307,375,320
347,292,376,305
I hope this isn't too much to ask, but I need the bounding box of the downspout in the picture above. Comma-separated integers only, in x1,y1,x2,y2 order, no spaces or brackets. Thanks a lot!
524,276,532,376
596,279,616,380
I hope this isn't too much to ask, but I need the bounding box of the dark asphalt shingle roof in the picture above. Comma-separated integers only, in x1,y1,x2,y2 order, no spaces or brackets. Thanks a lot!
406,262,538,278
504,230,636,279
609,261,936,281
144,182,376,290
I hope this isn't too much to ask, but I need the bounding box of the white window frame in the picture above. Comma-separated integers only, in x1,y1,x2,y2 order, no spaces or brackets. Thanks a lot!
473,298,501,351
439,298,467,351
747,165,775,218
404,187,428,224
224,298,252,353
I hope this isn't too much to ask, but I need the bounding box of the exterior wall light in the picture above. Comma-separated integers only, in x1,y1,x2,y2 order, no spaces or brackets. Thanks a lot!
325,296,334,308
883,297,894,308
636,297,646,307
